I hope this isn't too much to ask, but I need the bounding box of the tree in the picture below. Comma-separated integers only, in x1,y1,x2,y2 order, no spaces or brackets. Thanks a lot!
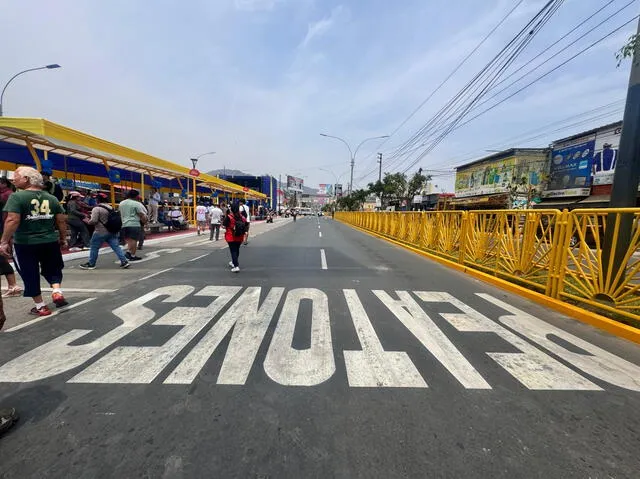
406,171,431,207
336,188,369,211
617,33,638,67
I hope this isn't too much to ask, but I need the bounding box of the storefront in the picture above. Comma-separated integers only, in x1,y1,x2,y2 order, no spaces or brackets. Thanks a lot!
453,148,549,210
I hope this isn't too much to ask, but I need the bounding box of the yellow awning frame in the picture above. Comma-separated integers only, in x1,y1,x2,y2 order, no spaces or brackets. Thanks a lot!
0,117,265,198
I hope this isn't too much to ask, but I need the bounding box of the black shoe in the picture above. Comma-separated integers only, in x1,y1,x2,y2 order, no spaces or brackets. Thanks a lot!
138,245,143,250
120,260,131,269
125,252,133,260
0,407,19,435
129,256,142,261
79,262,96,270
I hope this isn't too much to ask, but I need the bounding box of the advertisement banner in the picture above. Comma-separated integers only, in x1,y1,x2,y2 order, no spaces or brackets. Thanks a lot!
335,184,343,197
287,175,304,192
317,184,333,196
593,125,621,186
455,157,517,198
542,138,595,198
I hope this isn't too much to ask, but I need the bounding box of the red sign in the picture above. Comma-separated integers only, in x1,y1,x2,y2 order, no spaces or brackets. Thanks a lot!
189,168,200,177
243,186,249,192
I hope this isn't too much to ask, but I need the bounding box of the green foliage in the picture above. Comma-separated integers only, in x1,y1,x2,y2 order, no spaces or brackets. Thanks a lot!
617,33,638,67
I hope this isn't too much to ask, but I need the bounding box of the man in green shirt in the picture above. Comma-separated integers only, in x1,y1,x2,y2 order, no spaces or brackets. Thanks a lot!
0,167,69,317
118,189,147,261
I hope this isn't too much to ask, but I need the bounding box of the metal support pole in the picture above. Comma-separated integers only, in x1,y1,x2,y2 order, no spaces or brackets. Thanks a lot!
377,153,383,184
349,156,354,196
603,18,640,280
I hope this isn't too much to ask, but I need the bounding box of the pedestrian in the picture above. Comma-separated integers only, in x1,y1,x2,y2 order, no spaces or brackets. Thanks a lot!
79,193,130,270
0,292,19,433
0,178,22,298
66,191,91,250
148,188,160,224
208,202,223,241
41,171,63,201
239,198,251,245
0,167,68,316
119,189,147,262
137,195,148,251
223,202,247,273
196,202,208,235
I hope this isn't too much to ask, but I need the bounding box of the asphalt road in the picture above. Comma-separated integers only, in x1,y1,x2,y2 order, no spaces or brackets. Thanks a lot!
1,215,639,478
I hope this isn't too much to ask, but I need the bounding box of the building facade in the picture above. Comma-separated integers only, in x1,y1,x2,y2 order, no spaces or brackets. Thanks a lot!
452,148,549,210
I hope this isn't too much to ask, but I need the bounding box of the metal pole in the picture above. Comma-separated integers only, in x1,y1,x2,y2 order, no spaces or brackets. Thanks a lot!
603,18,640,280
349,155,354,196
1,65,60,117
377,153,383,184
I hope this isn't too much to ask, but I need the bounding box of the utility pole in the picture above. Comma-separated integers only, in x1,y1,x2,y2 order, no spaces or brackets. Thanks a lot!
377,153,383,183
349,155,355,196
603,19,640,280
278,174,282,212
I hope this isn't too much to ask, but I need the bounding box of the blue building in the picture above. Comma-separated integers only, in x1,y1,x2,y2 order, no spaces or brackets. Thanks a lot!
216,174,278,211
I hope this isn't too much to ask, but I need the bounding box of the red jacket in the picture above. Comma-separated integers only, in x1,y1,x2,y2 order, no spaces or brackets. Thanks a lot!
224,213,246,243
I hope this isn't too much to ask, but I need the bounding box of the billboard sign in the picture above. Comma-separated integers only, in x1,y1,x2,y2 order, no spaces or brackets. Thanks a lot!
455,157,517,198
335,184,343,197
287,175,304,192
592,125,621,186
317,184,333,196
542,137,595,198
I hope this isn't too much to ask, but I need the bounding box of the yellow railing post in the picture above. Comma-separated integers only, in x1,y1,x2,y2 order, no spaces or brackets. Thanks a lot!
458,211,469,265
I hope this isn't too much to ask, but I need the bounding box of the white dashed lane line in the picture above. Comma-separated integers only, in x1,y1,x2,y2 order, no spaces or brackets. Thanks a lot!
4,297,97,333
139,268,174,281
320,249,328,270
189,253,210,262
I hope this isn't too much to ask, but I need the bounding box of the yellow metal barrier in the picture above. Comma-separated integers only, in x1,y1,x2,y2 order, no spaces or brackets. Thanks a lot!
336,209,640,325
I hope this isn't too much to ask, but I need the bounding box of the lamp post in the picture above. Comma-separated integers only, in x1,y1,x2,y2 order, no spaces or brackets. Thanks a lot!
188,152,215,224
0,64,61,117
319,133,389,195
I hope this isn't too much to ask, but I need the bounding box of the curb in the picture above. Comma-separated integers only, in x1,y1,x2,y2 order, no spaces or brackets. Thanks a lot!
339,220,640,345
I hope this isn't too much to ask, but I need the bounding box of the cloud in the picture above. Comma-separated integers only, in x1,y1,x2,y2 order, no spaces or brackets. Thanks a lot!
300,5,345,49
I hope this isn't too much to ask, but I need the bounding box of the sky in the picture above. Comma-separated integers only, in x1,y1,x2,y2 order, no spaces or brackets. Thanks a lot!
0,0,636,192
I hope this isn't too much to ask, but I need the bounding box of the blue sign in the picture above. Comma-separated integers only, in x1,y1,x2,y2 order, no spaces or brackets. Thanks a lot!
57,179,100,190
151,180,163,189
40,159,53,174
181,189,188,198
108,169,121,184
544,139,595,198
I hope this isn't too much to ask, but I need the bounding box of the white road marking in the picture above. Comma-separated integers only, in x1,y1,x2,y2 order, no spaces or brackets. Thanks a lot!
319,232,322,238
320,249,328,270
264,288,335,386
343,289,427,388
1,285,637,391
417,292,600,390
113,248,182,265
41,288,115,293
166,287,284,384
70,286,240,383
139,268,174,280
4,298,97,333
188,253,210,262
374,290,492,389
477,293,640,391
0,286,193,382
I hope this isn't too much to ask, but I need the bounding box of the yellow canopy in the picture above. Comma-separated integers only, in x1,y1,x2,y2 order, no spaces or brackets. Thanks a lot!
0,117,265,198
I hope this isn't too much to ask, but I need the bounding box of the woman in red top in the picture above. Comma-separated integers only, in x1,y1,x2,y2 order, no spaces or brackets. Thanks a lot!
224,203,247,273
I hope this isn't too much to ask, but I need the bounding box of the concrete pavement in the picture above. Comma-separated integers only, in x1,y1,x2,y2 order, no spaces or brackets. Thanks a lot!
0,215,639,478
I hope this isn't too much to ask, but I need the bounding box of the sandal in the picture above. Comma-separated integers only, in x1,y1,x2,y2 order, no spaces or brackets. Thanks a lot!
2,287,23,298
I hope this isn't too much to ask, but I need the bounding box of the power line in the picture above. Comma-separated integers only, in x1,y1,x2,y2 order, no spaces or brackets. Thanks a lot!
395,14,637,177
395,1,566,174
367,0,564,176
356,0,527,174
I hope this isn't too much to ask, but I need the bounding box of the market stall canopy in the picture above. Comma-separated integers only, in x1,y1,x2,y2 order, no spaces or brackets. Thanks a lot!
0,117,262,197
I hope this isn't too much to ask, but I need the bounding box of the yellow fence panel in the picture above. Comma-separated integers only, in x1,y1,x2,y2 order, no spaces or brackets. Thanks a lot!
336,208,640,326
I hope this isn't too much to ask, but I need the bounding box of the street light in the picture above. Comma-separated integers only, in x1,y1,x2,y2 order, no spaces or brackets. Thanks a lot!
319,133,389,194
0,64,61,117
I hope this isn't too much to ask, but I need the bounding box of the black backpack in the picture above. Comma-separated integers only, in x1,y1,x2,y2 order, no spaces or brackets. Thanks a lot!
97,205,123,233
233,214,247,237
